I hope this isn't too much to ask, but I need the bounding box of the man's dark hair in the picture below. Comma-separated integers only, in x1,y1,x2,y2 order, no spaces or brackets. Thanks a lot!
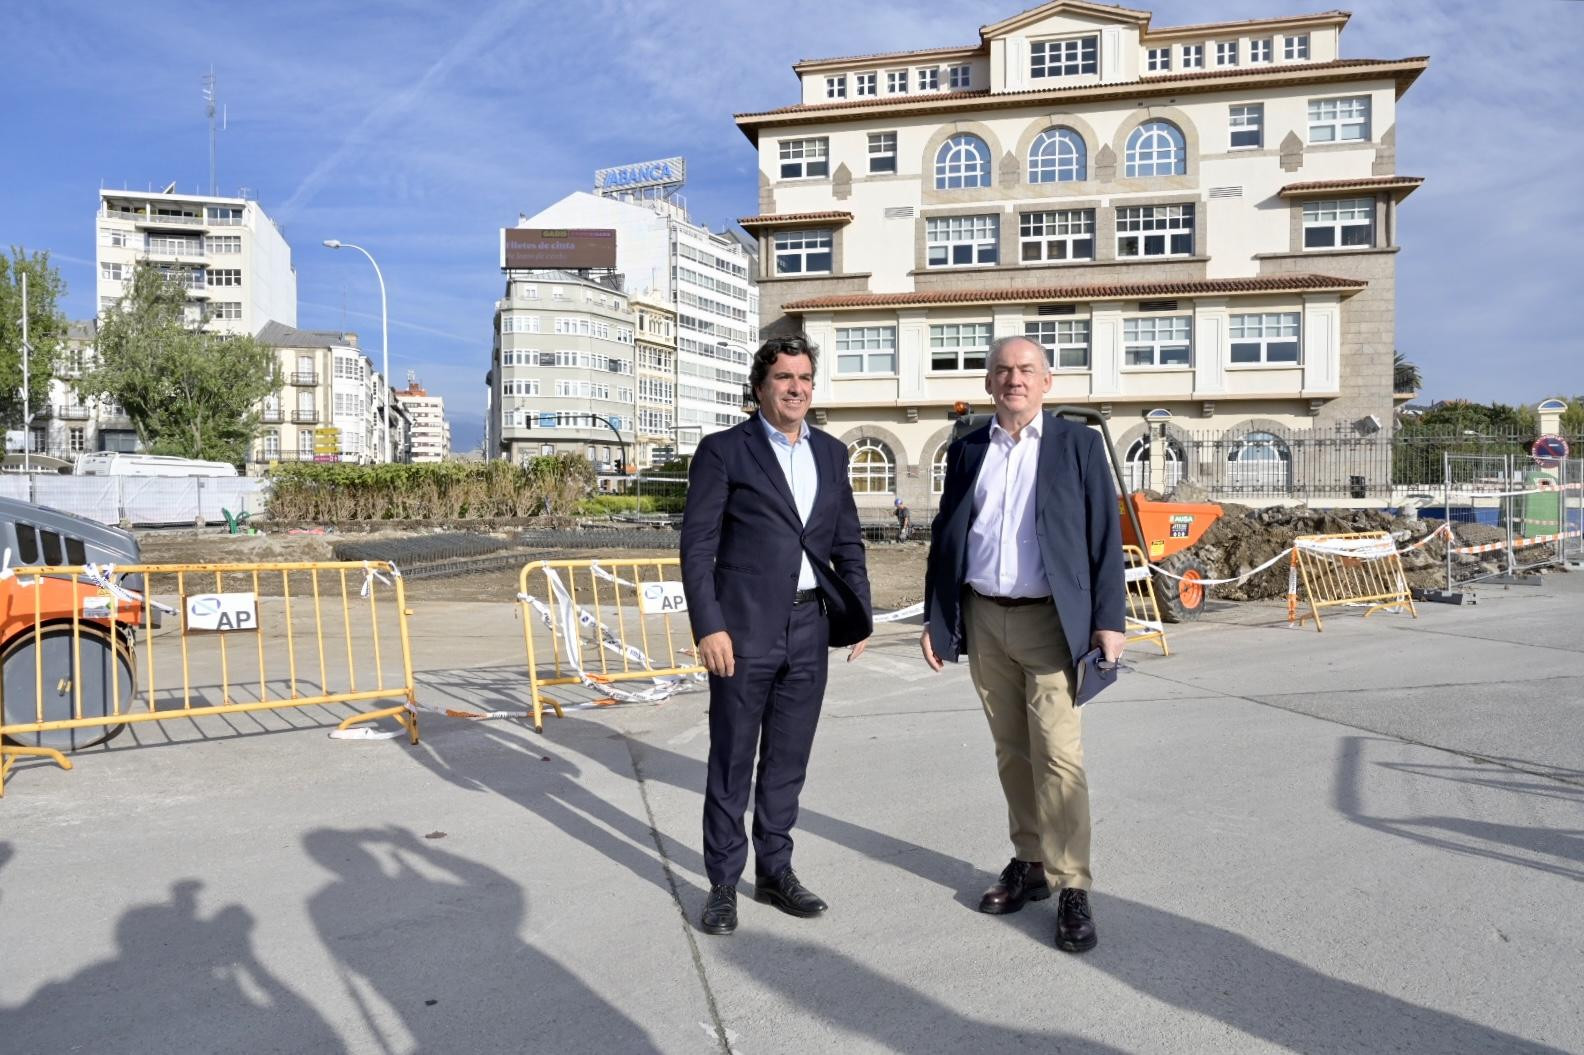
749,334,819,395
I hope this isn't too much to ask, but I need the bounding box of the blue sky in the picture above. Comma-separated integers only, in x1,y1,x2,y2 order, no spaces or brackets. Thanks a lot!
3,0,1580,450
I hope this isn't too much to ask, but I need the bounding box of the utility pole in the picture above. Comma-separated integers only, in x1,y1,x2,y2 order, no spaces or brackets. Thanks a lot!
20,271,30,473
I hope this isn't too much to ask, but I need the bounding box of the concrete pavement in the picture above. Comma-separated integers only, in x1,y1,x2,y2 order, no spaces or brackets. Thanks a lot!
0,573,1580,1053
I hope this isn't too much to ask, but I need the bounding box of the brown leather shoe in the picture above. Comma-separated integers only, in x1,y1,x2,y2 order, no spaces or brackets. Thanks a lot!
977,858,1051,915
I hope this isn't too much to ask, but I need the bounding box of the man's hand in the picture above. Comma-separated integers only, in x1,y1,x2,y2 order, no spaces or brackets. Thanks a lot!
919,628,944,672
698,631,735,678
847,639,868,663
1092,629,1126,663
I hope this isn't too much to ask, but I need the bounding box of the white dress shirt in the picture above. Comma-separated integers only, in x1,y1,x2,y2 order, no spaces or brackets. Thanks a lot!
965,416,1049,599
760,413,819,590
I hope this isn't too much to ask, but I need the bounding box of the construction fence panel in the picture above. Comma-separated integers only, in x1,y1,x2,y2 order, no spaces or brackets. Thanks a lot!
0,477,31,503
1287,531,1418,632
0,560,418,796
1440,453,1513,587
30,476,123,525
1507,454,1573,573
517,557,706,732
1566,459,1584,562
1122,545,1168,656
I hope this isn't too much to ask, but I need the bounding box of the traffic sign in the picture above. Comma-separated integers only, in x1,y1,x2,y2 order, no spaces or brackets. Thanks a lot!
1532,434,1569,467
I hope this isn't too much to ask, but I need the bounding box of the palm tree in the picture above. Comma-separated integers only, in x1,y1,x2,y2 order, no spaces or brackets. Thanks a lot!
1393,351,1421,394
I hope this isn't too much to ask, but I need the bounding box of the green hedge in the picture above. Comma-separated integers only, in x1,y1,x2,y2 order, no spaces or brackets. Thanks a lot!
575,494,687,515
265,455,595,521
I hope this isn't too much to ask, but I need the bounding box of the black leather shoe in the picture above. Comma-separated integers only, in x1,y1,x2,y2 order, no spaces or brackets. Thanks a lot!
701,884,738,935
978,858,1051,915
754,867,828,917
1055,888,1097,953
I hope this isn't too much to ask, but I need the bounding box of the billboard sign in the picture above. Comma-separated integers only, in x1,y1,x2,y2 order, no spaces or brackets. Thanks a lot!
594,156,685,197
500,228,617,270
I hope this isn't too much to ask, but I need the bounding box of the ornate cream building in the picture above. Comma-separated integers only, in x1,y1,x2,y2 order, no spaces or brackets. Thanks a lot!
735,2,1427,507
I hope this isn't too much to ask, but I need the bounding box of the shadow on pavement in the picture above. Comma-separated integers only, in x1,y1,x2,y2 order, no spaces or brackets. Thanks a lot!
1335,736,1584,882
0,879,346,1055
304,824,661,1054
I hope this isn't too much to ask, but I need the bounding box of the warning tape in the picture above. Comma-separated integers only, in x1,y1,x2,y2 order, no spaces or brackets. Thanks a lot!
1450,529,1582,555
1443,482,1583,499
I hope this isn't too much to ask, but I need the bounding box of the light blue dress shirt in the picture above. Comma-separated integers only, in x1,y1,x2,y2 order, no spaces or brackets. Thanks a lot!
759,412,819,589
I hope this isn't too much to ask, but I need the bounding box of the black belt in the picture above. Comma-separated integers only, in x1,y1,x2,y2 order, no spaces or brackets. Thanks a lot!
971,588,1050,608
792,588,822,606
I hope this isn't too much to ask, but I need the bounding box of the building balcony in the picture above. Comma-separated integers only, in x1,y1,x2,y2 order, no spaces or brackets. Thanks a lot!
260,409,285,423
291,410,320,424
48,405,92,420
289,371,319,385
135,211,207,228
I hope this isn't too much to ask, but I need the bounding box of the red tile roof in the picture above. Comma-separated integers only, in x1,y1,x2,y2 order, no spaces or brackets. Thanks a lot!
784,274,1367,312
738,211,855,229
1279,176,1425,197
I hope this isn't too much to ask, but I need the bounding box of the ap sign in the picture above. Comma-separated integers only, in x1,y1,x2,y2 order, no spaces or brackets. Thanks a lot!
185,592,259,633
639,581,688,615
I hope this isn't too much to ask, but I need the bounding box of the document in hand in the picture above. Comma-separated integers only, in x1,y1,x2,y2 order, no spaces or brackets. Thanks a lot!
1073,647,1128,707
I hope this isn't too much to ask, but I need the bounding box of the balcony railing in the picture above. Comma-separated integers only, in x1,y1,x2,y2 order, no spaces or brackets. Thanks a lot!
56,405,92,421
289,371,318,385
291,410,319,424
260,409,284,423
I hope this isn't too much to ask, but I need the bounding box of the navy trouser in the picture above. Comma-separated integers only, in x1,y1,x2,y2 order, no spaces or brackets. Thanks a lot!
702,599,829,886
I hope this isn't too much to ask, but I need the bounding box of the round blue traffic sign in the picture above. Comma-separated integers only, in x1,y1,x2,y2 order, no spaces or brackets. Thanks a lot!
1532,434,1569,467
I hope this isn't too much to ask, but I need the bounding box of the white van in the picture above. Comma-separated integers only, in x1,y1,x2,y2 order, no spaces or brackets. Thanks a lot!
73,452,238,478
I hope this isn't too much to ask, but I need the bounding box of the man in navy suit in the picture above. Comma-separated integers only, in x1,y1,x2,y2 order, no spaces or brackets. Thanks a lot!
680,334,872,936
920,334,1125,954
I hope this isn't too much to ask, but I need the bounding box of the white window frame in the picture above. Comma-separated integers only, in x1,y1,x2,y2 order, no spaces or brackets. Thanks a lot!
847,438,896,494
825,75,846,99
1030,35,1098,79
1284,34,1310,60
868,132,897,174
1028,127,1086,183
948,64,971,89
934,134,990,189
101,262,124,281
1147,47,1171,72
1024,319,1091,370
1124,120,1186,177
1308,96,1371,142
1123,316,1193,367
834,326,897,375
1302,198,1375,250
206,234,241,253
1181,43,1205,69
1229,312,1301,364
917,66,939,90
887,69,908,93
926,215,998,268
927,323,991,372
1249,38,1273,63
1229,104,1263,149
1216,40,1238,66
1019,210,1094,262
1116,204,1194,258
210,301,243,321
778,137,829,179
855,71,877,96
208,268,242,287
773,229,834,274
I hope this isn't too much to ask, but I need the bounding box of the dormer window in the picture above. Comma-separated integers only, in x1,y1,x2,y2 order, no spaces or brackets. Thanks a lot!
1250,38,1272,63
1147,47,1171,72
825,75,846,99
855,72,877,96
1284,34,1310,60
887,69,908,93
1031,36,1097,79
918,66,939,90
1216,40,1239,66
1181,44,1205,69
948,64,971,89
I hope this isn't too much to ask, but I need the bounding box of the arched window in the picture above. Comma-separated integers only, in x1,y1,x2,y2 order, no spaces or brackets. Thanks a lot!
1122,436,1185,493
1028,127,1086,183
262,430,280,458
848,438,897,494
935,134,990,189
1125,120,1186,177
1227,431,1290,493
931,444,949,494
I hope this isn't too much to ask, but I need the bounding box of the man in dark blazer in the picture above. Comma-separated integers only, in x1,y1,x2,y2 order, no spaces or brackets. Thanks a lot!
681,333,872,936
920,334,1124,954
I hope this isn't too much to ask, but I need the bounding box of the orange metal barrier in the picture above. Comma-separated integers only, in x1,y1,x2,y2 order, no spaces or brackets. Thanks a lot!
1122,545,1170,656
1286,532,1418,631
517,557,705,732
0,561,418,795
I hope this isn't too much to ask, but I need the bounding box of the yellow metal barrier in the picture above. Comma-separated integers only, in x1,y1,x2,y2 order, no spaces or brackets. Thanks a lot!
1286,531,1418,631
1122,545,1170,656
517,557,705,733
0,561,418,795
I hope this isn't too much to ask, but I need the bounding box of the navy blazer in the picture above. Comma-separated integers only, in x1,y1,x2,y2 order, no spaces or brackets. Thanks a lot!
923,411,1125,666
680,417,873,657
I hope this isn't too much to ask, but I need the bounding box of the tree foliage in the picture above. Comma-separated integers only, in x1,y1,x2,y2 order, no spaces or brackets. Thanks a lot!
1392,351,1421,395
78,263,279,464
0,248,68,429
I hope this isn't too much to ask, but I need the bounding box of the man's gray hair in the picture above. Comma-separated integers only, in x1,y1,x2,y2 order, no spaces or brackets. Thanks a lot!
986,334,1050,374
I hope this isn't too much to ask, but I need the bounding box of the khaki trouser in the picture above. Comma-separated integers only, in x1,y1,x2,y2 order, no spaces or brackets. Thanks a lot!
965,591,1091,890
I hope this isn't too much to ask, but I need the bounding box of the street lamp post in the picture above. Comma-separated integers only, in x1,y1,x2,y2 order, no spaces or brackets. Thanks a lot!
322,240,390,463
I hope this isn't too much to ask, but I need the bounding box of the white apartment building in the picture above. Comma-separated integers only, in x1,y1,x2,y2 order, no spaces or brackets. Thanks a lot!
522,193,757,441
96,188,296,335
736,2,1427,507
487,270,638,467
253,322,385,470
395,377,451,463
27,320,137,465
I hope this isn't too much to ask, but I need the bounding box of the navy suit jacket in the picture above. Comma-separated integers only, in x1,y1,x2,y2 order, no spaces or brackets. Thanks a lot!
923,411,1125,666
680,417,873,657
